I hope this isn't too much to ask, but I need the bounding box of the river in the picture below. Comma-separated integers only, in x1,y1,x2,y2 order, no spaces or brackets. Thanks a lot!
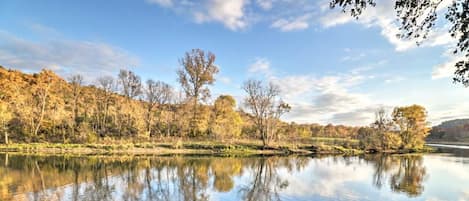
0,145,468,201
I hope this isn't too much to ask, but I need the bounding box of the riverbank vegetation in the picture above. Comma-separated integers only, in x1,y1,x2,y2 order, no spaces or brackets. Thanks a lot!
0,49,431,154
0,138,364,155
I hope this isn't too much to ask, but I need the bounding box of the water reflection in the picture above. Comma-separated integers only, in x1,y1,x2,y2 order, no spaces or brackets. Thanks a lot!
0,153,467,201
363,154,426,197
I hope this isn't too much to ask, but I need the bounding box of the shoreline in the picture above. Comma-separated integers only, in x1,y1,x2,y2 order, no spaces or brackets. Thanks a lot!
0,142,357,156
0,142,433,156
426,141,469,146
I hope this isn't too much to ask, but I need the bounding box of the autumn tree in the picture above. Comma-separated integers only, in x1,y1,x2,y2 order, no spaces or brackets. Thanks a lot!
330,0,469,86
68,74,83,137
0,64,368,145
269,101,291,141
30,70,57,138
392,105,429,149
243,79,290,146
357,126,377,150
177,49,219,136
211,95,243,140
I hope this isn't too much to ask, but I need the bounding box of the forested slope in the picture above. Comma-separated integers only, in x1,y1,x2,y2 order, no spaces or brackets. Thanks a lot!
0,65,360,144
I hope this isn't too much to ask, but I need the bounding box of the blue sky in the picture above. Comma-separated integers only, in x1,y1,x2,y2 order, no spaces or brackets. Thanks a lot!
1,0,468,125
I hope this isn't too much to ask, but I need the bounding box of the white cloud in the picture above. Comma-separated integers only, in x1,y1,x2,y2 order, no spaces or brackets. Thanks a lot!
427,102,469,125
248,57,271,74
271,13,312,32
194,0,249,30
146,0,322,31
341,53,366,62
319,0,455,52
270,75,316,99
270,72,377,125
0,30,139,81
150,0,250,31
331,107,377,125
313,92,366,112
384,76,405,83
146,0,173,7
432,54,462,79
243,57,396,125
256,0,273,10
218,76,232,84
320,10,354,28
278,157,371,199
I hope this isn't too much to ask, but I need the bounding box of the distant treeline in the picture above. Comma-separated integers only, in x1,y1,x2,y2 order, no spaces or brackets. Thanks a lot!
0,49,429,150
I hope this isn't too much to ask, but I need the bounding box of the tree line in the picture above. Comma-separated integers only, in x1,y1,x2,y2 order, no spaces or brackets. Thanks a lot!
0,49,429,150
358,105,429,151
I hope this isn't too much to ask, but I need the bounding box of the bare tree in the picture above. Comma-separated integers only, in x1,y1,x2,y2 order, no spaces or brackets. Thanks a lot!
243,79,290,146
372,107,393,149
96,76,116,136
118,69,142,136
144,79,173,137
118,69,142,99
177,49,219,135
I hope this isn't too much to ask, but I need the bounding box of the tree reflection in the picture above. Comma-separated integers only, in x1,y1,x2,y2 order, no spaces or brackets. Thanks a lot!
364,154,427,197
81,162,115,201
0,154,302,201
389,155,426,196
239,157,289,201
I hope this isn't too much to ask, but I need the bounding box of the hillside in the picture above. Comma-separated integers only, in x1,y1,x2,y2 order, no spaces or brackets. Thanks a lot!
428,119,469,143
0,65,360,144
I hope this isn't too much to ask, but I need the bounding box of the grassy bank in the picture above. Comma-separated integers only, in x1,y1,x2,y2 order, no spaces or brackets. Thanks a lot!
0,137,435,156
0,138,366,156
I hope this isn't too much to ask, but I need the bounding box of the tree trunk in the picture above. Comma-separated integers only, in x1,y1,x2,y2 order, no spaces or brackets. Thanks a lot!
4,131,8,145
191,97,198,136
261,128,267,147
62,126,66,144
34,94,47,136
146,106,152,138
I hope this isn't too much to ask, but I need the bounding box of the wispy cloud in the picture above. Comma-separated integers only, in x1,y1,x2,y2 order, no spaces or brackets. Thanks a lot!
146,0,322,31
266,67,380,125
432,51,462,80
0,29,139,81
384,76,405,84
248,57,271,74
147,0,250,31
145,0,173,7
271,13,312,32
256,0,273,10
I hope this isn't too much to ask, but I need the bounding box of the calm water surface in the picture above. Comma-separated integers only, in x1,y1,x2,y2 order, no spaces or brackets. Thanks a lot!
1,146,468,201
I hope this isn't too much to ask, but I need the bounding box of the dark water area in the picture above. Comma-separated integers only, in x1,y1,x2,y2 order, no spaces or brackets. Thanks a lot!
0,147,468,201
